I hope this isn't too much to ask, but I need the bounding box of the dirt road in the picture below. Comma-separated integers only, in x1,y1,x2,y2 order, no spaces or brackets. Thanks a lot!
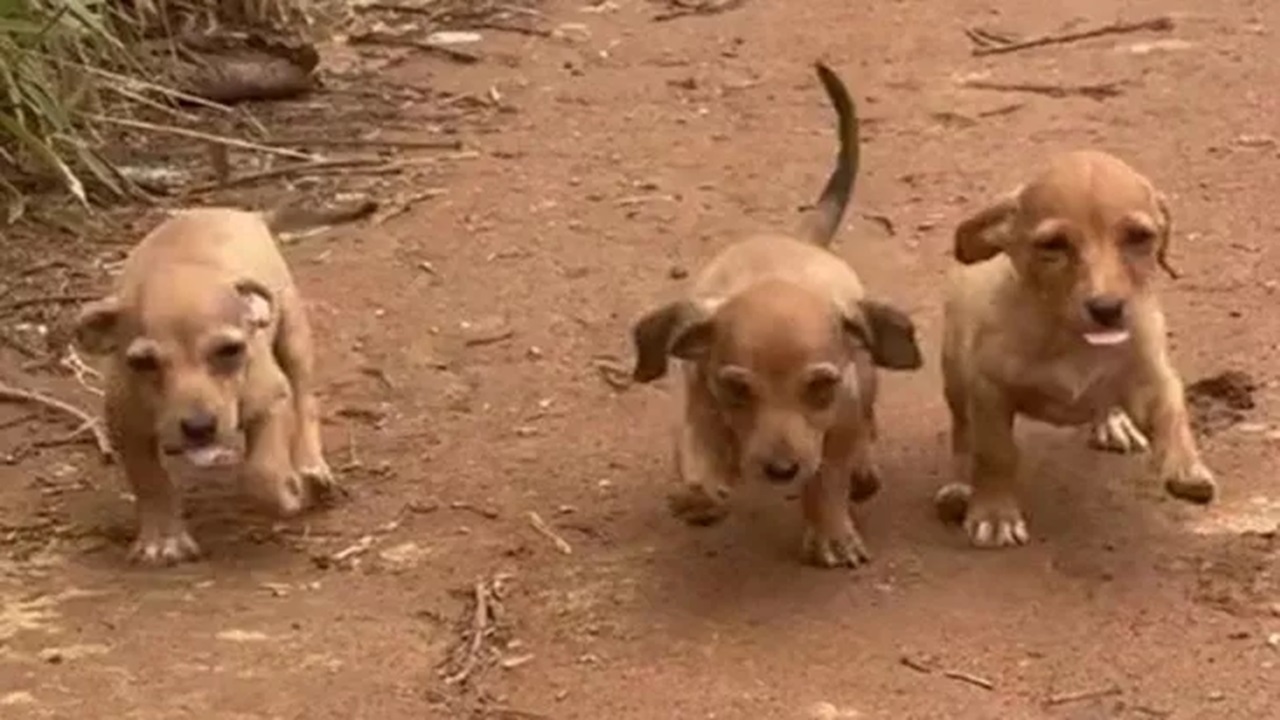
2,0,1278,718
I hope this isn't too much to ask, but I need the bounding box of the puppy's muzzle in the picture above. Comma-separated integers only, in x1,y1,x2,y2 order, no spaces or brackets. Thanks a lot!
762,459,801,484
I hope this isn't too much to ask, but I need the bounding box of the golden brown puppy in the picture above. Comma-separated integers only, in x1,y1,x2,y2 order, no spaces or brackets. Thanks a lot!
937,150,1215,548
74,202,371,565
631,63,923,568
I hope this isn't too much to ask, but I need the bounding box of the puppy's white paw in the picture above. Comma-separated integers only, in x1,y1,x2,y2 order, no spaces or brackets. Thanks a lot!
961,490,1028,549
802,519,871,568
300,461,346,505
129,530,202,567
1089,408,1150,454
1164,461,1217,505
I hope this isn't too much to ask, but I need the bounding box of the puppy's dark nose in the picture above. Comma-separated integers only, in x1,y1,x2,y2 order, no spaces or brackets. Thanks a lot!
179,412,218,446
763,460,800,483
1084,295,1126,328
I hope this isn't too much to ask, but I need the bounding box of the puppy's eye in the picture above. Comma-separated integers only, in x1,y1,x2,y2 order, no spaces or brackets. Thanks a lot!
716,375,754,407
1123,226,1156,249
1035,233,1071,254
805,373,841,409
210,341,246,370
126,353,159,373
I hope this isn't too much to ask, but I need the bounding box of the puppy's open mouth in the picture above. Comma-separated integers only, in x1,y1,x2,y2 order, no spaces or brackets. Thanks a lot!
164,446,239,468
1083,330,1131,347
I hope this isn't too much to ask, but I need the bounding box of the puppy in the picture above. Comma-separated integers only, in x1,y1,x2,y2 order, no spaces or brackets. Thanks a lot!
630,63,923,568
937,151,1216,548
74,202,370,565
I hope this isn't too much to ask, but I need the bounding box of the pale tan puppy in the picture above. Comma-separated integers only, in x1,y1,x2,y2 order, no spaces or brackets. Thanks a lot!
937,151,1216,548
631,63,923,568
74,203,370,565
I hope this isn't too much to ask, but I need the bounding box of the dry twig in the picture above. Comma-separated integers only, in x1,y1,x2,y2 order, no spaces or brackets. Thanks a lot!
528,511,572,555
184,157,391,194
970,16,1175,56
0,381,112,460
275,137,464,151
348,32,482,64
943,669,995,691
85,114,316,160
0,293,98,314
654,0,748,22
961,79,1126,100
444,580,494,685
1046,685,1123,707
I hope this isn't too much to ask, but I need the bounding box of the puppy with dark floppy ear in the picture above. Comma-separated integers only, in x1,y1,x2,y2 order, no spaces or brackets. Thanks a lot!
74,202,370,566
630,63,923,568
937,150,1215,549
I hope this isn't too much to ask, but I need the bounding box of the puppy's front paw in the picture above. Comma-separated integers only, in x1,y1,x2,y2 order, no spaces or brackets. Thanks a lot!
942,484,1028,549
802,517,870,568
667,485,730,526
300,461,347,506
1089,408,1150,454
244,464,308,518
129,529,202,567
1164,461,1217,505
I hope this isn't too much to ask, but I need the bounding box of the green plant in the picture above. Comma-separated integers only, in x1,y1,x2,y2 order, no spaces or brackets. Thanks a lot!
0,0,140,214
0,0,322,220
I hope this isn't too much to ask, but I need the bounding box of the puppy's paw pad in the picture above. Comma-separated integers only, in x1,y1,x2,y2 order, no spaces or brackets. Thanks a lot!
963,497,1028,549
802,524,871,568
933,482,971,525
129,532,202,567
1089,409,1150,454
667,488,730,526
849,466,882,504
1165,463,1217,505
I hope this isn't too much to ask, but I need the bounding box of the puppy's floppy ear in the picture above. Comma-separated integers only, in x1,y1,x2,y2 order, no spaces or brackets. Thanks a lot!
954,187,1021,264
1153,192,1181,279
234,278,276,330
73,296,122,356
631,300,714,383
844,300,923,371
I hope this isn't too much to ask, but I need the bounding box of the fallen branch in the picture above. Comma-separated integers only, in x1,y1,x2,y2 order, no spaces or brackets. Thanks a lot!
0,381,112,461
971,16,1175,56
943,669,995,691
274,137,464,151
961,79,1126,100
348,32,482,64
184,157,390,194
654,0,748,23
85,114,316,161
0,332,40,359
528,511,572,555
0,292,99,314
1046,684,1123,707
444,579,494,685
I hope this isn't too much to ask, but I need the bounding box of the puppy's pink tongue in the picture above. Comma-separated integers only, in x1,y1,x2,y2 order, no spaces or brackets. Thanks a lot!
185,446,237,468
1084,330,1131,347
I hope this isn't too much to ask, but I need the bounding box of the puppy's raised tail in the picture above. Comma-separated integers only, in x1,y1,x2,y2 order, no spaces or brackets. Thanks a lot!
262,198,379,235
799,62,860,249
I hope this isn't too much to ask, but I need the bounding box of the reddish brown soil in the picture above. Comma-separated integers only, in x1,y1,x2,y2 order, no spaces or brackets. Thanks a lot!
2,1,1279,718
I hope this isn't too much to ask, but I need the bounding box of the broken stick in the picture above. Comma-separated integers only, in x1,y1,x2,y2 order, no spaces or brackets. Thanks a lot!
961,79,1125,100
971,16,1175,57
0,381,112,460
654,0,748,23
528,511,572,555
1046,685,1123,707
444,580,493,685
